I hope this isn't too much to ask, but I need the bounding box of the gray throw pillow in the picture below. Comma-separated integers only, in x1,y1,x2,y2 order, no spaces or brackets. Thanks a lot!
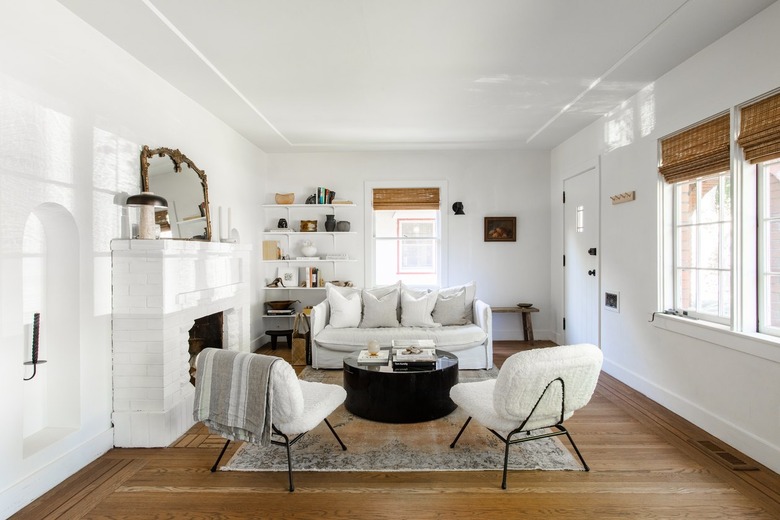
360,288,400,328
432,288,469,325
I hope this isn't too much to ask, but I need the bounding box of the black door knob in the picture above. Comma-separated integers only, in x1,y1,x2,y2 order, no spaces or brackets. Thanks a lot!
588,269,596,276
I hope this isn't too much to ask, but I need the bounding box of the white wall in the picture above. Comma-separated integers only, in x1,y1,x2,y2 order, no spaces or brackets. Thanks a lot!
0,1,266,516
550,2,780,473
266,150,551,340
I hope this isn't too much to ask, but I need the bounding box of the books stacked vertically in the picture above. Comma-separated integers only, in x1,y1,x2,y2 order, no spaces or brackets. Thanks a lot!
357,349,390,365
392,345,437,371
316,187,337,204
298,266,320,288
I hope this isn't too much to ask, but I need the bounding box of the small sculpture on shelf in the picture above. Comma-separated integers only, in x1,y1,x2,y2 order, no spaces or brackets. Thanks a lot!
300,240,317,257
266,277,285,288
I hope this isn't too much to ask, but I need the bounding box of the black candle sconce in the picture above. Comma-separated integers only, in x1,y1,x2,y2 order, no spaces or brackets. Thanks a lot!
23,312,46,381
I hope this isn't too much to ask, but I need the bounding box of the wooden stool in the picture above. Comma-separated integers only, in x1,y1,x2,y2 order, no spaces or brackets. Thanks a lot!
266,329,293,350
491,306,539,345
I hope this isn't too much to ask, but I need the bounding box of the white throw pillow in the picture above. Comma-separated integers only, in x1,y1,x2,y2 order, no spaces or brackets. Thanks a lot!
327,285,362,328
435,281,476,324
432,287,468,325
360,286,400,328
401,288,440,328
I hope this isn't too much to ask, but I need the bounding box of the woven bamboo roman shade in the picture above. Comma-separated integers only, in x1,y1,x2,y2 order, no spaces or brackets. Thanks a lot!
372,188,440,210
738,92,780,164
659,114,730,184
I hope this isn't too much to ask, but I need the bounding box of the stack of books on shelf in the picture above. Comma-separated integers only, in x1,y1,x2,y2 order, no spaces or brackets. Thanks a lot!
316,187,336,204
266,309,295,316
357,349,389,365
298,266,320,287
392,342,437,371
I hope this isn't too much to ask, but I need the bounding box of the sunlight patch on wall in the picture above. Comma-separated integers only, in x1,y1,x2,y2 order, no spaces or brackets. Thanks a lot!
603,83,656,153
0,84,73,184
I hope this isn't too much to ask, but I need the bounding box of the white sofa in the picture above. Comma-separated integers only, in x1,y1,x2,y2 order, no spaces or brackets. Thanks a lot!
309,282,493,369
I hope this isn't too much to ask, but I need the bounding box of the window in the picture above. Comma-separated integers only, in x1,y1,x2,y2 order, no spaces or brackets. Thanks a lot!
368,186,443,287
397,219,436,274
673,172,731,322
759,159,780,334
661,113,731,324
660,89,780,338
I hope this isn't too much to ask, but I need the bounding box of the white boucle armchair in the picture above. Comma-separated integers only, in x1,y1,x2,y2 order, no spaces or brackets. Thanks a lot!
449,343,603,488
199,351,347,491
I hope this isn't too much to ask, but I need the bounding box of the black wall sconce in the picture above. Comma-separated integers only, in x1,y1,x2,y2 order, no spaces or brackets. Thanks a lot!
452,202,465,215
23,312,46,381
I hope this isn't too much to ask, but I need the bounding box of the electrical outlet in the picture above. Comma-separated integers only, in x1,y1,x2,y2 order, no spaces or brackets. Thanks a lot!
604,291,619,312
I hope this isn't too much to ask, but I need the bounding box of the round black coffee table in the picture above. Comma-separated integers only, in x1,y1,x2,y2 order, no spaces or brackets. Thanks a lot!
343,350,458,423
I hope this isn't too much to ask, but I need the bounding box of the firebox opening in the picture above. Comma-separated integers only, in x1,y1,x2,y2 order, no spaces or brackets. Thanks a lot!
188,311,223,385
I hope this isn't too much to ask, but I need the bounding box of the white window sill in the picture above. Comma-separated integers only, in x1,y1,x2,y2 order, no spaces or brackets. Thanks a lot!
651,313,780,363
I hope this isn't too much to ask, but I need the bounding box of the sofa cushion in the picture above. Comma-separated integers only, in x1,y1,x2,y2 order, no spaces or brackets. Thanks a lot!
432,288,468,325
316,324,488,353
400,287,440,327
434,281,476,324
360,287,400,328
326,284,362,328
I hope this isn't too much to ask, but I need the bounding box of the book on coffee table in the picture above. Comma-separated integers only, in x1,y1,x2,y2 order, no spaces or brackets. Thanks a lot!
357,349,390,365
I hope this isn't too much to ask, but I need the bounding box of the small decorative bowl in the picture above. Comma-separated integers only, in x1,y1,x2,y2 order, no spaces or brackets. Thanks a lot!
275,193,295,204
265,300,299,310
517,303,533,308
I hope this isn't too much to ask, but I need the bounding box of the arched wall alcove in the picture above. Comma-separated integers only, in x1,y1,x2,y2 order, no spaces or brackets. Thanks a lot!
22,203,81,457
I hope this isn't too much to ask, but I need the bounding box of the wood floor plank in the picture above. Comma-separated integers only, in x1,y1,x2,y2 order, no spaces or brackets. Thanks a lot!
10,340,780,519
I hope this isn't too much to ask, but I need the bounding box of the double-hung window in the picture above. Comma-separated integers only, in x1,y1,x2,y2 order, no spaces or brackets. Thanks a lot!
369,186,442,287
673,172,731,322
660,113,731,323
739,91,780,335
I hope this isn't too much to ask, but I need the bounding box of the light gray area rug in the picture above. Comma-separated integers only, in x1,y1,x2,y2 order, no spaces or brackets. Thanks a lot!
223,367,582,473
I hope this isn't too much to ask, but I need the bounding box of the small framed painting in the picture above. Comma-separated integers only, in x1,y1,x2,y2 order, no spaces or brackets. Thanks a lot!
484,216,516,242
277,267,298,287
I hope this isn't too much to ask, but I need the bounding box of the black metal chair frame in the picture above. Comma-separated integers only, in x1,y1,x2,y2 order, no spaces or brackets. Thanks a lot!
210,417,346,492
450,377,589,489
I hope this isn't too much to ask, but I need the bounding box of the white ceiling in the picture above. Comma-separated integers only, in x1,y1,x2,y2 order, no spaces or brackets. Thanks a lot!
59,0,775,152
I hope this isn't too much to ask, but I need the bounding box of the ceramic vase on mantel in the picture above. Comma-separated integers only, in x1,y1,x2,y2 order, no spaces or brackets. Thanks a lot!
325,214,336,232
336,220,351,232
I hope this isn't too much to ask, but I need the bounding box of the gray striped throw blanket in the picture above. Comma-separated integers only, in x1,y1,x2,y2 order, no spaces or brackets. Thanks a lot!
193,349,279,446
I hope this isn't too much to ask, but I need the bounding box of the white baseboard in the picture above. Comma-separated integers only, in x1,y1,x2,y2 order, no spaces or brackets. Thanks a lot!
0,428,114,519
603,358,780,475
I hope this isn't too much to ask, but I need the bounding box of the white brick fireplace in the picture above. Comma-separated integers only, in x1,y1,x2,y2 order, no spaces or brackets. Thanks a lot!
111,239,251,447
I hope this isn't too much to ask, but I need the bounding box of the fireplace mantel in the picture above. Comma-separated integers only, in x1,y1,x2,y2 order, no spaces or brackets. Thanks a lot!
110,239,251,447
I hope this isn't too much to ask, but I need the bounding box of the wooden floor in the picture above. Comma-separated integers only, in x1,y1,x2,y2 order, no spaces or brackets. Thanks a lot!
12,341,780,519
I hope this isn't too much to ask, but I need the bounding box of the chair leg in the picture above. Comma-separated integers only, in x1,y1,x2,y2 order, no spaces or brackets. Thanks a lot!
275,431,295,492
449,416,472,448
557,425,589,471
501,436,512,490
324,418,347,451
210,439,231,472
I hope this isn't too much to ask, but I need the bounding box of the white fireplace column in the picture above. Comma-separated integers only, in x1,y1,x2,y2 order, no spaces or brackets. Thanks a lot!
110,239,251,447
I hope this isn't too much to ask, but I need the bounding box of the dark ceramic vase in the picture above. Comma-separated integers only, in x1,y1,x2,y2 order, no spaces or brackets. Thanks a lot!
325,214,336,231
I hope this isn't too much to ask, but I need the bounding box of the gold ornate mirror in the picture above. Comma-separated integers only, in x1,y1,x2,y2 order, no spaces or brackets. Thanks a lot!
140,145,212,241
